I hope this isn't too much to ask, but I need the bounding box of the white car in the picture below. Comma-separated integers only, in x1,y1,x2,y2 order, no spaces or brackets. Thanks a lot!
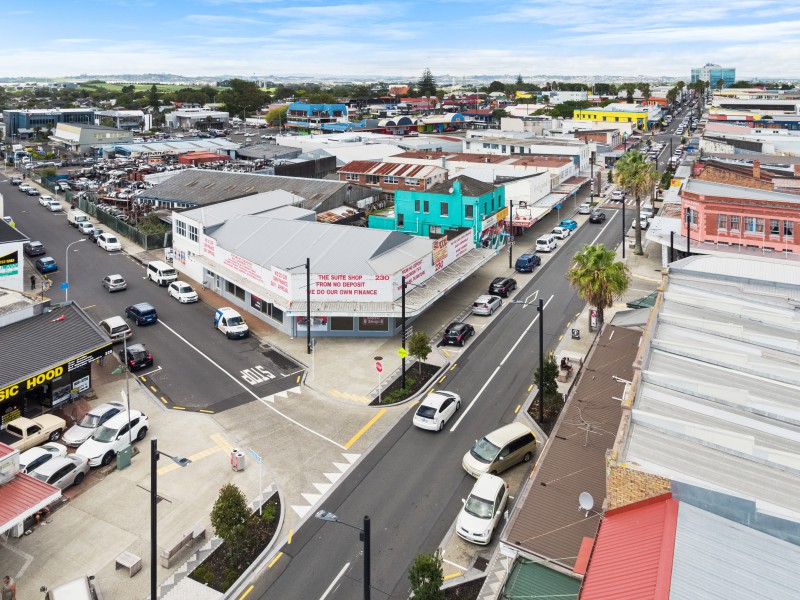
610,189,625,201
62,401,126,447
456,473,510,545
578,203,592,215
551,226,570,240
97,233,122,252
18,442,67,474
168,281,199,303
412,391,461,431
39,194,54,207
47,200,63,212
31,455,90,490
76,409,149,467
77,221,95,235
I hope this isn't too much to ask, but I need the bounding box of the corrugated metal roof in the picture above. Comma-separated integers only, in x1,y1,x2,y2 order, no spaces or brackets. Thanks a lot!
427,175,495,197
338,160,444,179
580,495,678,600
683,178,800,203
503,325,641,569
0,473,61,535
501,559,581,599
0,303,113,388
670,254,800,289
670,503,800,600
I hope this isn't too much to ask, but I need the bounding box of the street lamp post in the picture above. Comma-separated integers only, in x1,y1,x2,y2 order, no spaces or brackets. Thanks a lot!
537,298,544,424
111,335,133,445
507,197,514,269
315,510,370,600
151,438,191,600
400,277,426,387
65,238,86,303
621,198,626,259
287,258,312,354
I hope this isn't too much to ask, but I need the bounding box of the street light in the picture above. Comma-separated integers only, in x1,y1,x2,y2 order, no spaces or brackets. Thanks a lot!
65,238,86,303
287,258,312,354
111,335,133,445
314,510,370,600
151,438,191,600
400,276,426,388
510,298,545,424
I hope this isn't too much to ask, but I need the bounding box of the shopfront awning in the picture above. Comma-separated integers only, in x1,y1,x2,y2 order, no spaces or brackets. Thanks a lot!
0,470,61,536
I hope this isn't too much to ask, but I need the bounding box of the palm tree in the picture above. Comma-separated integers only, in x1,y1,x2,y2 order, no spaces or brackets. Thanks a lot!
566,244,630,327
613,150,660,255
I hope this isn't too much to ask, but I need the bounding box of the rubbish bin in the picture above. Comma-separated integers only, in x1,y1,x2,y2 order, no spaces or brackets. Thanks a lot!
230,448,246,472
117,445,132,471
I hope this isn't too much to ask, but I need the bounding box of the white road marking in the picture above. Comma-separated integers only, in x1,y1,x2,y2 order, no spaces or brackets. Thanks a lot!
592,212,618,245
319,562,350,600
140,366,162,377
156,318,345,449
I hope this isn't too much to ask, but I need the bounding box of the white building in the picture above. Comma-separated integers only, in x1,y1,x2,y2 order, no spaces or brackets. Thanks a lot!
50,123,133,154
164,108,230,130
548,90,588,103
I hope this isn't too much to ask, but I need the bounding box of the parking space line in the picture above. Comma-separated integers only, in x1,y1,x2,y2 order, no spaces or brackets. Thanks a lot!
160,397,168,404
344,408,386,450
515,404,521,414
173,406,185,410
528,384,534,392
150,385,157,392
199,409,215,414
443,558,469,571
288,528,293,544
450,363,457,371
438,375,447,384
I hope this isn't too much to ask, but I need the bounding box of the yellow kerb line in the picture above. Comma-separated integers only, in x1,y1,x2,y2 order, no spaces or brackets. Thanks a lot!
268,551,284,568
238,585,254,600
344,408,386,449
443,572,462,580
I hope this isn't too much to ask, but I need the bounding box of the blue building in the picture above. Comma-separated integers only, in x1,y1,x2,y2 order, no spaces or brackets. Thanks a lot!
3,108,96,141
285,102,348,134
691,64,736,89
369,176,508,249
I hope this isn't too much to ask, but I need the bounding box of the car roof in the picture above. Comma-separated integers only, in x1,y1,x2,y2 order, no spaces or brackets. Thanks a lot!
40,256,55,262
103,409,144,428
101,316,127,327
475,294,497,302
491,277,510,284
28,241,43,245
446,322,468,330
32,455,82,476
471,473,506,498
132,302,155,310
89,401,126,415
106,274,124,279
519,253,535,258
217,306,240,315
421,391,455,409
127,343,147,353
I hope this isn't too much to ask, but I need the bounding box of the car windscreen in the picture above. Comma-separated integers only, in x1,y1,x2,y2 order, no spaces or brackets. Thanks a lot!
470,437,500,464
31,471,51,483
107,237,118,243
78,413,102,428
227,316,245,326
464,494,493,519
163,269,177,277
416,406,437,419
178,285,193,293
92,424,119,443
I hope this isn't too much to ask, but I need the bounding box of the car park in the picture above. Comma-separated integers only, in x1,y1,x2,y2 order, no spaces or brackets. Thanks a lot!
462,421,537,477
125,302,158,325
99,316,132,343
589,210,607,224
488,277,517,298
62,401,127,448
471,294,502,316
168,281,199,303
551,226,570,240
120,342,153,371
30,455,90,489
213,306,250,338
442,321,475,346
412,391,462,431
102,274,127,293
514,253,541,273
24,241,46,257
559,219,578,231
456,473,510,545
578,203,592,215
76,409,149,467
97,233,122,251
18,442,67,474
35,257,58,273
46,200,63,212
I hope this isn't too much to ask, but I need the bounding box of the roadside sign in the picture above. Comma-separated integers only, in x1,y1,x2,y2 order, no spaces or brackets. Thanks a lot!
375,361,383,373
60,282,68,290
247,448,263,463
397,348,408,359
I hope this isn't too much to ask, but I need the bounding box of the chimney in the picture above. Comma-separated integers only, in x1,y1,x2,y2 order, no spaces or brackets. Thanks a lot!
441,156,447,170
753,160,761,179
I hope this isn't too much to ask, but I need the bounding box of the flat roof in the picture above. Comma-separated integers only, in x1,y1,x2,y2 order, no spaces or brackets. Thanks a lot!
0,219,28,243
683,179,800,204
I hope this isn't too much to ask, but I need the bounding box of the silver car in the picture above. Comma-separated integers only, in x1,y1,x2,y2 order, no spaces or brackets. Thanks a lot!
30,455,90,490
102,274,127,293
471,294,502,316
62,401,126,447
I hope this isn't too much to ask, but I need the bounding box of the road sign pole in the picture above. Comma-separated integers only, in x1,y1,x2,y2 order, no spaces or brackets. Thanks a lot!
401,276,406,391
247,449,263,515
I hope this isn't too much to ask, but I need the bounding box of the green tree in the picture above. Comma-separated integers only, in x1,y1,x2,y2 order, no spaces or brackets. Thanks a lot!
219,78,268,120
115,93,135,109
566,244,630,327
639,82,651,101
265,105,288,127
307,92,335,104
534,356,563,417
409,330,431,375
716,78,725,90
408,551,445,600
492,109,510,122
418,68,437,97
487,80,505,93
211,483,249,542
147,84,160,110
613,150,660,255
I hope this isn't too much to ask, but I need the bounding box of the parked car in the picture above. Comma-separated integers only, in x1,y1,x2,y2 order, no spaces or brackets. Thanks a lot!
589,210,607,224
168,281,199,303
213,306,249,338
462,422,537,478
24,241,46,257
578,203,592,215
35,257,58,274
46,200,63,212
611,189,625,201
412,391,462,431
97,233,122,252
551,226,570,240
488,277,517,298
76,409,149,467
442,322,475,346
99,316,132,343
559,219,578,231
120,342,153,371
18,442,67,474
456,473,510,545
39,194,54,207
102,274,127,293
10,176,22,186
62,401,126,448
18,184,32,193
535,234,557,252
514,253,541,273
471,294,502,316
26,187,40,197
125,302,158,325
89,228,105,243
30,455,90,489
77,221,95,235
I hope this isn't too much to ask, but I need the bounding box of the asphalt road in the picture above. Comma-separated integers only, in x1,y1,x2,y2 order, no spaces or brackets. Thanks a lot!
0,178,303,413
254,211,629,600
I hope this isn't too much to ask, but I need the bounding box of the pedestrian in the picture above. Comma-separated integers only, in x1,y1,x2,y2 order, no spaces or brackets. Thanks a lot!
30,274,37,290
2,575,16,600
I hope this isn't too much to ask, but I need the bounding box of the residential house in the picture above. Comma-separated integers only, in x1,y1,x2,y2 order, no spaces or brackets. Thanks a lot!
337,160,446,202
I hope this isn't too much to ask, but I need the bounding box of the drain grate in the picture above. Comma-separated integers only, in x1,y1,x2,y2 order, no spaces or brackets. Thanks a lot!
473,556,489,572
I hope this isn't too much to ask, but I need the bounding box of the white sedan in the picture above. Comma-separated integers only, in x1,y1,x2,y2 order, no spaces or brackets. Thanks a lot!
39,194,55,207
168,281,199,303
412,391,461,431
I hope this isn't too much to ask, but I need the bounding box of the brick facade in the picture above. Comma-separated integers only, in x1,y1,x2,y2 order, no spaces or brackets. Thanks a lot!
606,462,671,510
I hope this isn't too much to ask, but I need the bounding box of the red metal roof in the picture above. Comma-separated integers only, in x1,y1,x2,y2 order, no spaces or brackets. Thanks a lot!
0,473,61,535
338,160,442,179
0,442,14,459
580,494,678,600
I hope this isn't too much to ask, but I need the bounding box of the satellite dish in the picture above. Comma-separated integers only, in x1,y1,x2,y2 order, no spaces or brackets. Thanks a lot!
578,492,594,517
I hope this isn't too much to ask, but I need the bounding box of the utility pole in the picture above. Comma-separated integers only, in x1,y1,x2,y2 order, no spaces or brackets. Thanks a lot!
537,298,544,424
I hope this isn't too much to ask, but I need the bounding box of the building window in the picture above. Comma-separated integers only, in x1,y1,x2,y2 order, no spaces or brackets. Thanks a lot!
345,173,359,181
358,316,389,332
785,221,795,238
729,215,740,231
501,145,506,153
430,225,441,234
176,220,187,238
366,174,379,184
384,175,399,184
423,200,429,213
414,199,420,212
717,214,727,231
398,213,404,227
441,202,448,217
769,219,780,236
744,217,764,234
405,178,419,186
225,281,246,301
330,317,354,331
465,204,474,219
187,224,198,243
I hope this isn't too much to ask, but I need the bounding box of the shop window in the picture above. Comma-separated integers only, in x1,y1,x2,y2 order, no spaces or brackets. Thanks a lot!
784,221,795,238
331,317,354,331
717,214,727,231
271,306,284,324
770,219,780,236
358,316,389,332
226,281,245,300
440,202,449,217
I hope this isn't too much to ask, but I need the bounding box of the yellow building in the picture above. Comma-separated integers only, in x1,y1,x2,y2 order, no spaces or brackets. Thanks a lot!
574,103,651,131
515,91,535,99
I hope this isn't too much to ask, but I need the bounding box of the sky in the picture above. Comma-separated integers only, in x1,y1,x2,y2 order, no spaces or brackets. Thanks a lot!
3,0,800,80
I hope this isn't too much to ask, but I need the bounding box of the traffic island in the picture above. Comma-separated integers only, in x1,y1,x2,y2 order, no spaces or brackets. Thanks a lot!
369,362,441,406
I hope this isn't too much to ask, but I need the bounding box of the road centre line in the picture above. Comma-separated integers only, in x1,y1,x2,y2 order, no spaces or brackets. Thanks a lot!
156,318,345,449
592,212,618,245
499,294,555,366
319,562,350,600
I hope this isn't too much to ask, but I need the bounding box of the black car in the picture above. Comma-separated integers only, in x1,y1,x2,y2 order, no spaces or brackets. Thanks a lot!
89,228,105,243
589,210,607,223
120,343,153,371
23,241,46,257
442,322,475,347
125,302,158,326
489,277,517,298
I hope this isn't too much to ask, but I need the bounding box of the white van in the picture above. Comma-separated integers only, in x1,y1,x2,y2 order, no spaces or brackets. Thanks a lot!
535,234,557,253
214,307,250,339
146,260,177,286
41,575,103,600
67,210,90,227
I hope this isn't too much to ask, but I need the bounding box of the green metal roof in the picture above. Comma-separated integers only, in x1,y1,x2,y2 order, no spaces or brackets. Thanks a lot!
501,559,581,599
626,290,658,309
